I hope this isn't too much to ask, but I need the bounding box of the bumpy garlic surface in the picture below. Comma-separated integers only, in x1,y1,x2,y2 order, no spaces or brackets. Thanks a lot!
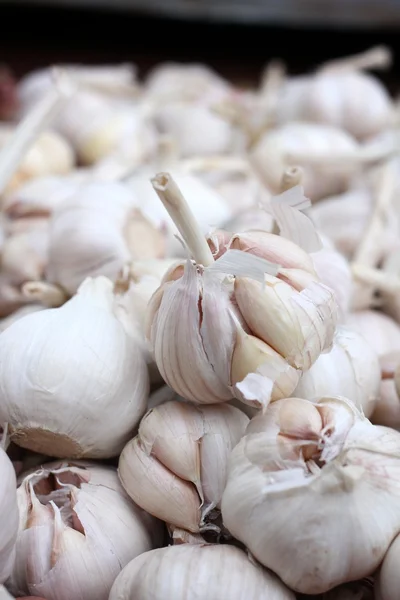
0,276,149,458
222,396,400,594
109,544,295,600
9,461,162,600
0,448,18,584
118,400,248,532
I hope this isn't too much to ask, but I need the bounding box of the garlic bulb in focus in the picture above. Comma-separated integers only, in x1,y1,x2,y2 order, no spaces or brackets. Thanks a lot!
9,461,162,600
346,310,400,356
251,122,361,201
118,400,248,532
376,532,400,600
46,181,165,295
0,276,149,458
0,448,18,583
222,396,400,594
293,327,380,417
109,544,295,600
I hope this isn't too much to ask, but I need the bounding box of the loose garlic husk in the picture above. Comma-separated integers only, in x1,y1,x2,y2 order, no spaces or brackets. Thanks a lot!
109,544,295,600
376,532,400,600
346,310,400,356
46,181,165,295
0,276,149,458
0,448,18,584
9,461,162,600
293,327,380,417
222,396,400,594
251,122,365,201
118,400,248,532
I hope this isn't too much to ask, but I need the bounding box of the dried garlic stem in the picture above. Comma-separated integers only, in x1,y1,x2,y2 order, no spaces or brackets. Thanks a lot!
151,172,214,266
280,166,303,192
353,161,395,267
260,59,286,102
0,69,74,194
352,264,400,295
319,45,392,73
22,281,68,307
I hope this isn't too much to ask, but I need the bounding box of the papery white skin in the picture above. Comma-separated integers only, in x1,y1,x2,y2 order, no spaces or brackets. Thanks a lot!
276,71,392,140
9,461,162,600
0,305,44,332
109,544,295,600
118,400,248,532
0,448,18,583
346,310,400,356
46,181,164,295
222,396,400,594
251,122,360,200
293,327,380,417
311,247,352,320
376,532,400,600
0,276,149,458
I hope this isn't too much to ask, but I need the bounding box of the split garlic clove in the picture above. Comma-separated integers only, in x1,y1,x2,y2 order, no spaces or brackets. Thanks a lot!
9,461,162,600
0,276,149,458
293,326,381,418
0,448,18,584
234,273,337,370
118,400,248,532
109,544,295,600
221,395,400,594
376,532,400,600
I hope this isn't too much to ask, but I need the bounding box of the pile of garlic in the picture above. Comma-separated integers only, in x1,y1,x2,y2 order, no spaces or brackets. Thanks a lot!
1,46,400,599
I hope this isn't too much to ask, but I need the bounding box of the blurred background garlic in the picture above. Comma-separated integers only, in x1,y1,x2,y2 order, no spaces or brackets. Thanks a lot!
346,310,400,355
109,544,295,600
222,396,400,594
9,461,162,600
0,448,18,584
0,276,149,458
292,327,380,417
370,351,400,430
45,181,165,296
118,400,248,532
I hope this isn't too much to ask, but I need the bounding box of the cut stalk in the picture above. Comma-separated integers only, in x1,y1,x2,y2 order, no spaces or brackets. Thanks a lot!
0,68,74,194
151,172,214,267
280,166,303,192
22,281,68,308
352,264,400,295
319,45,392,74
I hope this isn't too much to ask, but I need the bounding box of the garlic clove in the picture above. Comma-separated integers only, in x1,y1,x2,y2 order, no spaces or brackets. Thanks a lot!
119,436,201,532
138,402,204,494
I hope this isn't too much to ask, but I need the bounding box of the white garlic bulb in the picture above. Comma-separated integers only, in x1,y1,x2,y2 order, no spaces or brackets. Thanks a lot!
46,181,165,295
251,122,361,201
293,327,380,417
0,304,44,332
346,310,400,356
9,461,162,600
109,544,295,600
276,70,392,140
0,276,149,458
222,396,400,594
0,448,18,584
371,352,400,430
311,247,352,320
376,532,400,600
118,400,248,532
1,223,49,285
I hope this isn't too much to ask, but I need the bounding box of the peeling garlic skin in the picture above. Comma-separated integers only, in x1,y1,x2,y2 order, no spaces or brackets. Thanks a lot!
222,397,400,594
10,461,162,600
109,544,295,600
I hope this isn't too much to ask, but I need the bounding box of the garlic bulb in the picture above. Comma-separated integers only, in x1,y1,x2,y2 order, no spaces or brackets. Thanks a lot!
1,223,48,285
118,400,248,532
46,181,165,295
346,310,400,356
9,461,162,600
251,122,362,201
0,448,18,584
222,396,400,594
376,532,400,600
293,327,380,417
0,276,149,458
311,247,352,319
371,352,400,429
109,544,295,600
276,70,392,140
323,580,374,600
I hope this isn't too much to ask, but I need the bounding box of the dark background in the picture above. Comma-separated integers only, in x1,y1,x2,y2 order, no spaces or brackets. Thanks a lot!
1,1,400,91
